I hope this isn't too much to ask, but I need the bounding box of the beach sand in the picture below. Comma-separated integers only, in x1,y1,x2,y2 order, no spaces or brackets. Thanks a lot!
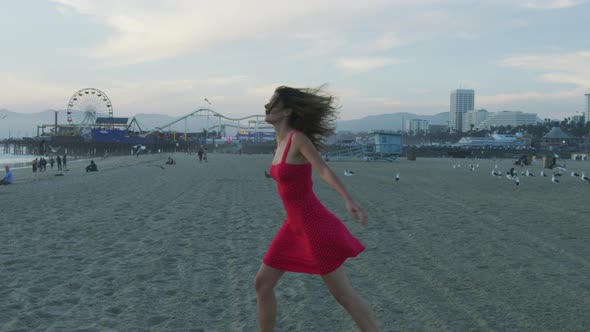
1,153,589,331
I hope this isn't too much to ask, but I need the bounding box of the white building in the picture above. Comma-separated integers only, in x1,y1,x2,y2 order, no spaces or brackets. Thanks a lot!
450,89,474,133
461,109,489,132
408,119,429,134
480,111,539,129
586,93,590,123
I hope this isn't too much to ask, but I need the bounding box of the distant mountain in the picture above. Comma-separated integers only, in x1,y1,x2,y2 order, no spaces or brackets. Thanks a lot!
336,112,449,132
0,109,450,139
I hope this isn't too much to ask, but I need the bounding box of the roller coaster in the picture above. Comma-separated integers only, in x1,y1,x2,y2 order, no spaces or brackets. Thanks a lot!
143,108,274,141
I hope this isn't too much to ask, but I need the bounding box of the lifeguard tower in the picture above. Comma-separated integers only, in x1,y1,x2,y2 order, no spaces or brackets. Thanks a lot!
365,131,402,161
325,130,402,162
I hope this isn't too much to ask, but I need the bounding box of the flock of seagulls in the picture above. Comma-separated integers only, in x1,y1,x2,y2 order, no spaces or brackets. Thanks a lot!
454,160,590,187
262,158,587,187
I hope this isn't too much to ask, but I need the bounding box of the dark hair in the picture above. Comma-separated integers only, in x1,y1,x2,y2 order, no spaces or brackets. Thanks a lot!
275,85,338,150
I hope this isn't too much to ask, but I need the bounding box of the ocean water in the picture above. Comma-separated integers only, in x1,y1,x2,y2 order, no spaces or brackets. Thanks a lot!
0,153,38,168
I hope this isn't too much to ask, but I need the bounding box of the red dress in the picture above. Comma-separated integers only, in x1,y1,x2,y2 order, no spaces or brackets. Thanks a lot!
263,130,365,275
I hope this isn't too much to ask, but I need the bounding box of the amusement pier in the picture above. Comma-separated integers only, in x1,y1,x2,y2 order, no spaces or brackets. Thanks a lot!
1,88,278,158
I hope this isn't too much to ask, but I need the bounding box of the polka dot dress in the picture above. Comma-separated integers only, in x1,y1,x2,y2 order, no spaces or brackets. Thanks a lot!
263,130,365,275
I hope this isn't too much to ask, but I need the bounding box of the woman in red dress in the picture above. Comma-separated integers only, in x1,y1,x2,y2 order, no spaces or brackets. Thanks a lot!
255,86,378,331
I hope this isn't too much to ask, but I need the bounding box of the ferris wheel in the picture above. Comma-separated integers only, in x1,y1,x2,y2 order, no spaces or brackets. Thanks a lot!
66,88,113,126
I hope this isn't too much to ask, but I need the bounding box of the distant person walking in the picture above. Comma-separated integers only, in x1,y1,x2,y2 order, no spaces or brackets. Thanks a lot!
203,147,208,162
32,158,38,173
0,166,13,185
56,155,62,170
197,146,204,162
40,157,47,172
256,86,377,331
62,154,67,169
49,156,55,170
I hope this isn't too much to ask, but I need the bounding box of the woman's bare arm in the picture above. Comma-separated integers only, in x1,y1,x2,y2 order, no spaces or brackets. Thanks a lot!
293,132,368,225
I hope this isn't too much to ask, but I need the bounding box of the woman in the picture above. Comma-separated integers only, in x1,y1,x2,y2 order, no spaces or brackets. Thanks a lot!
255,86,378,331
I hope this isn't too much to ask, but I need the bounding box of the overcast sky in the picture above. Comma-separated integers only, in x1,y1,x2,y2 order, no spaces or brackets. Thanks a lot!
1,0,589,120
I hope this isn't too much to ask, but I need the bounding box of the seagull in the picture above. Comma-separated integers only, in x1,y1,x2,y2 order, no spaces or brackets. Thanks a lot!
571,171,580,177
526,169,533,177
581,172,590,183
551,174,559,183
344,170,355,176
452,164,456,169
540,170,546,177
204,98,211,105
469,164,475,171
514,176,520,187
49,145,60,153
508,167,516,178
264,170,272,178
395,173,400,182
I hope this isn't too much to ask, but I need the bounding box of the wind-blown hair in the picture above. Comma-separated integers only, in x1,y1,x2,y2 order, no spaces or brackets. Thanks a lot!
275,85,339,150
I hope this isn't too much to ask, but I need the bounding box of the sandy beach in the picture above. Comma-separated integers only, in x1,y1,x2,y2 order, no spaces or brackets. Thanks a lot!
1,153,589,331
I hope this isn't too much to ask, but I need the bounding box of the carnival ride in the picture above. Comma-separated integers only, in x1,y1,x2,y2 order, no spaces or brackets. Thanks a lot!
37,88,122,138
143,108,274,142
66,88,113,127
35,89,274,144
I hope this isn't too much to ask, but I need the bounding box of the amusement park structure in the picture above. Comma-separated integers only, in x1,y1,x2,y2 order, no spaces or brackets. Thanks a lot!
35,88,275,145
144,108,274,142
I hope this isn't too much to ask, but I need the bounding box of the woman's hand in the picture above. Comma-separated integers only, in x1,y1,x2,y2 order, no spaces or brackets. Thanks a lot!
346,201,368,226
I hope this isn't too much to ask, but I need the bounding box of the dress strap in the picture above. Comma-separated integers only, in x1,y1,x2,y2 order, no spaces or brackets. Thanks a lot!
281,130,297,164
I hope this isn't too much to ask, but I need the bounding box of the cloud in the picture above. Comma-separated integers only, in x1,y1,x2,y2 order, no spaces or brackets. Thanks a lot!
50,0,398,65
0,72,77,110
0,71,251,115
481,51,590,110
478,89,583,105
366,32,405,51
336,57,399,73
51,0,494,66
520,0,586,9
498,51,590,87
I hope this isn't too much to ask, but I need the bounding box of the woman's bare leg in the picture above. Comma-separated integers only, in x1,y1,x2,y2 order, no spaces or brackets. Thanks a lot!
255,264,285,332
322,266,378,332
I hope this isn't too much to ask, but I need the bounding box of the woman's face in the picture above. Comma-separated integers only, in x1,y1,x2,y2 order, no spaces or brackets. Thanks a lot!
264,92,286,124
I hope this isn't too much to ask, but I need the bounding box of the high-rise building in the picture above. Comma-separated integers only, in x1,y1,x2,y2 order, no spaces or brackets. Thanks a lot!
586,93,590,123
450,89,474,132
